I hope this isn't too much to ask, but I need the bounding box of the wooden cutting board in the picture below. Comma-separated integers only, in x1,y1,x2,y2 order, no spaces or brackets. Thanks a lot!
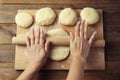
15,9,105,70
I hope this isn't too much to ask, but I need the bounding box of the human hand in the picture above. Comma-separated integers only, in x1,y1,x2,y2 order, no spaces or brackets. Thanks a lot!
26,27,50,70
70,20,97,62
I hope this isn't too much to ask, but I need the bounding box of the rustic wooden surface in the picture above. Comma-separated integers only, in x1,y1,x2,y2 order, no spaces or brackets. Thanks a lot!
0,0,120,80
15,9,105,70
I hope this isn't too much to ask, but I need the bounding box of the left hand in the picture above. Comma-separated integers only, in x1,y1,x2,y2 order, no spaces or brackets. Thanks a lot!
26,27,50,69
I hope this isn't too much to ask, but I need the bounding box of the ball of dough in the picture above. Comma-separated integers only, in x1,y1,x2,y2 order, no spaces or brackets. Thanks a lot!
80,7,99,25
15,12,33,28
46,28,70,61
35,7,56,26
59,8,77,25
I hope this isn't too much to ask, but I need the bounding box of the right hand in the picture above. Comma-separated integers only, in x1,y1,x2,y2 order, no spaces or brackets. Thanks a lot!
70,20,97,62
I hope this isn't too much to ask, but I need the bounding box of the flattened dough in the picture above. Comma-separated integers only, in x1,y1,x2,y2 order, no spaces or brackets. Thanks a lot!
46,28,69,37
35,7,56,26
46,28,70,61
80,7,99,25
49,46,69,61
15,12,33,28
59,8,77,25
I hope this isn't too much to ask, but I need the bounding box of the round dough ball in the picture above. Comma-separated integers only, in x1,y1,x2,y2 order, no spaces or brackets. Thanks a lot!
15,12,33,28
80,7,99,25
35,7,56,26
59,8,77,25
46,28,70,61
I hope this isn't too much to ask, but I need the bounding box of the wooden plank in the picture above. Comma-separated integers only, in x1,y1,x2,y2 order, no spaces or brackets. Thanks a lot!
0,10,16,23
0,62,120,80
0,4,120,10
0,3,119,80
0,63,14,68
0,24,16,43
0,44,15,63
14,9,105,70
0,0,120,4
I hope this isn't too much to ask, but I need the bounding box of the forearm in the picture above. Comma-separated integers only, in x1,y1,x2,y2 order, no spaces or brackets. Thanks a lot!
17,62,41,80
66,58,85,80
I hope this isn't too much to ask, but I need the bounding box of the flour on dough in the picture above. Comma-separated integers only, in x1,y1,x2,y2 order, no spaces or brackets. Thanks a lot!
59,8,77,25
35,7,56,26
46,28,70,61
15,12,33,28
80,7,99,25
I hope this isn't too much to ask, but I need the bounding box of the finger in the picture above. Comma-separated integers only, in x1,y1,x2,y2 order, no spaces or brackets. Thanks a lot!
40,28,45,47
26,36,30,48
70,32,74,44
45,41,50,53
31,28,35,46
80,20,84,38
89,31,97,45
75,21,81,37
84,21,88,40
35,27,40,45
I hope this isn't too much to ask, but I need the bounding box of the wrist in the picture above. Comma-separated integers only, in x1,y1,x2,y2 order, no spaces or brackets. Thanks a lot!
26,62,42,73
72,57,86,66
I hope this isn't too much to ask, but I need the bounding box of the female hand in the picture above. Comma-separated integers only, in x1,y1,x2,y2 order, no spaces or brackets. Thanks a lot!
26,27,50,69
70,20,97,62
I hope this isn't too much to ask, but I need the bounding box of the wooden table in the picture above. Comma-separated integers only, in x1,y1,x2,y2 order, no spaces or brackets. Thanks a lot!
0,0,120,80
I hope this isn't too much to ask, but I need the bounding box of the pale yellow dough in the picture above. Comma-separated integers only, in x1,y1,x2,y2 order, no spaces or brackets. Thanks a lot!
46,28,70,61
59,8,77,25
15,12,33,28
80,7,99,25
35,7,56,26
49,46,69,61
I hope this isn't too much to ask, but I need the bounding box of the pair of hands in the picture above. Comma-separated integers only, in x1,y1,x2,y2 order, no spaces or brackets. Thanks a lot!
26,20,96,69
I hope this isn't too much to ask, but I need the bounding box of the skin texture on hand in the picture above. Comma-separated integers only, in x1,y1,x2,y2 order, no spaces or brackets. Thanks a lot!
17,27,50,80
70,20,97,62
17,20,96,80
26,27,50,67
66,20,97,80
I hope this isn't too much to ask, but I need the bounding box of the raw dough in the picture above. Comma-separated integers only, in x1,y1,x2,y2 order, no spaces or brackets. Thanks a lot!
35,7,56,26
46,28,70,61
80,7,99,25
15,12,33,28
59,8,77,25
46,28,69,37
49,46,69,61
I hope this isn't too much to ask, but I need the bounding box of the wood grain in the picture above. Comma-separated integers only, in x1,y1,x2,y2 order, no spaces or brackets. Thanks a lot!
0,24,16,43
0,62,120,80
0,44,15,63
1,0,120,4
14,9,105,70
0,2,120,80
